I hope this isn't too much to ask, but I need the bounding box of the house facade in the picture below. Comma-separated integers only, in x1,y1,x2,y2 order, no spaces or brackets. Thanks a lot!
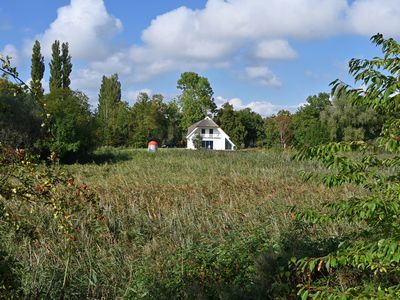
186,116,236,150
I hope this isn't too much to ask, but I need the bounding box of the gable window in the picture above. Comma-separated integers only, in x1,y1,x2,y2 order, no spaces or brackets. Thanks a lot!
201,129,205,134
209,129,213,135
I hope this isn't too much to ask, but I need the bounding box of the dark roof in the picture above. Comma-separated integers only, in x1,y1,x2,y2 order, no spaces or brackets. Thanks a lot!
187,117,219,135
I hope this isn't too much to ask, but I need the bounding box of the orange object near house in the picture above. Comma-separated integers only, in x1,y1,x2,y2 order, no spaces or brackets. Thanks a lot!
148,141,158,152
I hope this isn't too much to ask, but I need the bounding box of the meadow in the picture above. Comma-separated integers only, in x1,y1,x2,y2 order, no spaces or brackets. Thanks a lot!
1,148,355,299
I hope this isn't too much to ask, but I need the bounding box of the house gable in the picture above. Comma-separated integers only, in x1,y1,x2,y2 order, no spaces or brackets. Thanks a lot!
186,116,236,150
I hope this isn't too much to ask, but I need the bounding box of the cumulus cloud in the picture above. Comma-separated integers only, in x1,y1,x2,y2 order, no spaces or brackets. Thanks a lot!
215,96,299,116
25,0,122,60
253,39,297,60
19,0,400,100
346,0,400,37
127,88,153,104
129,0,400,80
245,66,282,87
1,44,19,67
130,0,348,79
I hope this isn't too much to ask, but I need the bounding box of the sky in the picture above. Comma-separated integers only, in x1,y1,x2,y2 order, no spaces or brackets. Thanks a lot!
1,0,400,116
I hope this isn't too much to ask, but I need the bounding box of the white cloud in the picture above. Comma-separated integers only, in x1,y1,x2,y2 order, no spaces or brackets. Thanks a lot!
1,44,19,67
127,88,152,104
130,0,348,79
89,51,132,76
253,39,297,60
245,66,282,87
17,0,400,100
70,67,104,106
129,0,400,80
346,0,400,37
25,0,122,60
215,96,299,116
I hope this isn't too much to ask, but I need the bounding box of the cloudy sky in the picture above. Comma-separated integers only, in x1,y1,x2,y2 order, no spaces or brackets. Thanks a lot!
1,0,399,115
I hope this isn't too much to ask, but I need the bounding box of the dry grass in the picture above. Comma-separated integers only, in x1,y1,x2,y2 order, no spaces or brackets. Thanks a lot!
2,147,352,298
69,148,338,246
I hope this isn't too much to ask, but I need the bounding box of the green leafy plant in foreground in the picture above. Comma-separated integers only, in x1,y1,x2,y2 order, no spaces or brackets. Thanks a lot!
0,145,104,298
292,34,400,299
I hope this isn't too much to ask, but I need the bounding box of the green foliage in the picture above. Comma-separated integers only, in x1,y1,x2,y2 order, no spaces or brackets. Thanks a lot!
320,93,382,142
237,108,264,148
192,132,203,149
165,100,183,146
130,93,169,147
96,74,124,146
177,72,217,131
61,42,72,89
30,40,45,97
49,40,62,93
0,79,43,149
264,115,280,148
41,89,96,161
275,110,293,149
291,34,400,299
216,102,246,147
0,145,106,298
293,93,331,147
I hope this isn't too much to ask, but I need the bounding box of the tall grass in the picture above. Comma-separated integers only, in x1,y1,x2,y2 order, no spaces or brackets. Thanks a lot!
2,148,356,298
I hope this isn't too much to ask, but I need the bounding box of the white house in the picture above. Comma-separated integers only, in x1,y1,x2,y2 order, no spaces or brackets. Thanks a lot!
186,116,236,150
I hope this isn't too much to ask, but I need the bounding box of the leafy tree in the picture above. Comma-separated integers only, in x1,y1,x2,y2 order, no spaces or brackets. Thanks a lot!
320,93,382,142
275,110,293,149
177,72,216,131
130,93,168,147
0,78,43,149
292,34,400,299
192,132,203,149
61,42,72,89
165,100,183,146
41,89,96,161
30,40,45,97
215,102,246,148
293,93,331,147
237,108,264,148
96,74,122,146
264,115,280,148
49,40,62,93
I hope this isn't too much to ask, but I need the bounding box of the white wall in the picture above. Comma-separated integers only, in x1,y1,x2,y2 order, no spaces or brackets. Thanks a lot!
187,128,235,150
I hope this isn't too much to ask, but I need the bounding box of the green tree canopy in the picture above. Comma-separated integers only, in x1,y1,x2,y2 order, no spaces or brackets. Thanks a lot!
292,34,400,299
215,102,246,148
130,93,168,147
30,40,45,97
275,110,293,149
320,92,382,142
49,40,62,93
61,42,72,89
177,72,216,131
96,74,122,146
293,93,331,147
41,89,96,161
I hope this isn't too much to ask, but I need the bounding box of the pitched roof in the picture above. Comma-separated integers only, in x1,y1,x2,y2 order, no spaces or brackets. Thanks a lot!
187,117,219,136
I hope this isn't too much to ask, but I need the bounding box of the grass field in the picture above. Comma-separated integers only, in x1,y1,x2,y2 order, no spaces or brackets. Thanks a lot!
2,148,356,299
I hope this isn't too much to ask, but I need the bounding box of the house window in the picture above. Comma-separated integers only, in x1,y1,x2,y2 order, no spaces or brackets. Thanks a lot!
201,141,214,149
201,129,205,134
225,138,232,150
209,129,213,135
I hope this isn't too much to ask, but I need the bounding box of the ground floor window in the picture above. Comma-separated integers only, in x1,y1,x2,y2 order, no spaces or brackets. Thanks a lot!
202,140,213,149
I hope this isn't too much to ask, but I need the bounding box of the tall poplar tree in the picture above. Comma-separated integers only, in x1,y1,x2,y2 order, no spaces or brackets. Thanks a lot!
97,74,122,145
30,40,45,97
49,40,62,93
61,42,72,89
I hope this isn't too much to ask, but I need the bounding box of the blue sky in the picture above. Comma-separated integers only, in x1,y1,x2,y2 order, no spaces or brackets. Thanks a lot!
1,0,399,115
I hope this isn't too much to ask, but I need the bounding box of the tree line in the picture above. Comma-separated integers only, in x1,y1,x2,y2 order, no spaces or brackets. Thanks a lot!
0,40,387,161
